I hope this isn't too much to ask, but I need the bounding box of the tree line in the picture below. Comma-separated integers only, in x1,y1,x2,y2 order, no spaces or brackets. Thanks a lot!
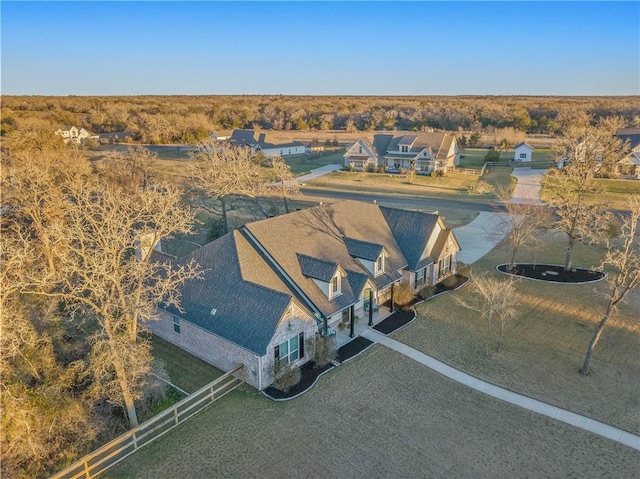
2,95,639,144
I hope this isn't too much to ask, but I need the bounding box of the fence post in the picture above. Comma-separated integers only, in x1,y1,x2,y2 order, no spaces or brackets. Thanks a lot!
84,458,91,479
174,406,179,426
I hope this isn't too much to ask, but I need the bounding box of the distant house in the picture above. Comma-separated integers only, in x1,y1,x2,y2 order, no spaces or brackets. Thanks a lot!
614,128,640,179
514,142,534,162
344,132,459,174
229,130,305,157
55,125,99,145
148,200,460,390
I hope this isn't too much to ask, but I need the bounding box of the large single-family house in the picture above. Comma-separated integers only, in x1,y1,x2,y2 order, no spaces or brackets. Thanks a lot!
615,128,640,179
55,125,99,145
344,132,459,174
148,200,460,390
229,130,305,157
514,142,534,162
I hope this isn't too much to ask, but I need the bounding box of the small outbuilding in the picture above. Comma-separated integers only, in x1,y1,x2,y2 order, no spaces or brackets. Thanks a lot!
514,142,534,162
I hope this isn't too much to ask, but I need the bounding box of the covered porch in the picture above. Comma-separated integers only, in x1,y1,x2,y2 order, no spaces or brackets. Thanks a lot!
332,304,394,349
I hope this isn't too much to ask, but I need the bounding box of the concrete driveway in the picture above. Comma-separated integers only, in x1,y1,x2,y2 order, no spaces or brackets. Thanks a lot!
454,167,546,264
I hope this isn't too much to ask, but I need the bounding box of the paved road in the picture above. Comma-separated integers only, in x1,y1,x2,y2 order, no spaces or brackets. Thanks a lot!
300,188,503,213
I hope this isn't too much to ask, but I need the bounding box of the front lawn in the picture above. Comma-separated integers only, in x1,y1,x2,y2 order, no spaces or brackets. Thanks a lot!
303,170,512,201
106,346,638,478
284,148,345,175
395,230,640,434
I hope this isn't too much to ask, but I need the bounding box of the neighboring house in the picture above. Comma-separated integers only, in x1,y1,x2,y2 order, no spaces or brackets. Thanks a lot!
55,125,99,144
514,142,534,162
148,200,460,390
615,128,640,179
344,132,459,174
616,151,640,179
229,130,306,157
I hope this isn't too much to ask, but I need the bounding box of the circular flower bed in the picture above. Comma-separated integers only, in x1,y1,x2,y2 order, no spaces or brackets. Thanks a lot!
497,263,605,284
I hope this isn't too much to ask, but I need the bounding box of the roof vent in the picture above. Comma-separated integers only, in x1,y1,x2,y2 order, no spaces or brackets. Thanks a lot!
210,308,217,316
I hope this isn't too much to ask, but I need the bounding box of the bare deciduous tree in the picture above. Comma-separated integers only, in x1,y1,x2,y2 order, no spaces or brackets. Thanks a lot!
457,273,520,356
494,186,553,271
269,155,299,213
581,195,640,375
188,142,268,234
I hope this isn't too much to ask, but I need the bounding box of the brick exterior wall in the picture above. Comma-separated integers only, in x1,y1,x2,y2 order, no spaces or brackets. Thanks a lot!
148,304,317,390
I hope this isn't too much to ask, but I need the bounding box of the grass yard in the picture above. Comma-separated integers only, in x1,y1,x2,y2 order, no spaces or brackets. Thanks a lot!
151,336,224,394
396,230,640,435
303,167,514,202
106,346,638,478
284,148,345,176
540,177,640,211
459,148,555,169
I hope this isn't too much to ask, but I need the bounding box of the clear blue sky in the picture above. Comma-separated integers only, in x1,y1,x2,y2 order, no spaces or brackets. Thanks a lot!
1,1,638,96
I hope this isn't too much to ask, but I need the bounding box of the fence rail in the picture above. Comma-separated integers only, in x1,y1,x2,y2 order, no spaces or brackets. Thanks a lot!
454,167,484,176
50,365,244,479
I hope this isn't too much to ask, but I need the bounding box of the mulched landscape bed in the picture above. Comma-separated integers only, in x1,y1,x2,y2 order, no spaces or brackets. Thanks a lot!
336,336,374,363
263,361,334,400
373,310,415,334
264,337,375,400
497,263,605,283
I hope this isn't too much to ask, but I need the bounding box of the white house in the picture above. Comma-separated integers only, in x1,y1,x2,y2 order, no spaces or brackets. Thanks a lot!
514,142,534,162
55,126,99,145
229,130,306,157
344,132,459,174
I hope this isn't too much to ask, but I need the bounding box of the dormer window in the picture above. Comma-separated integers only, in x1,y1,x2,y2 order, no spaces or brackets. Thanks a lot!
401,145,409,153
330,275,340,296
375,255,385,276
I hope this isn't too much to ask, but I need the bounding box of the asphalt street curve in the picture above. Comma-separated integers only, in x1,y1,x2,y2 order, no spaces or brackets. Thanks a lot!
300,188,504,213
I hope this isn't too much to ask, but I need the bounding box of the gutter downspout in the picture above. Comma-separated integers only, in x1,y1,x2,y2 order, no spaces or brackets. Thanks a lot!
257,354,263,391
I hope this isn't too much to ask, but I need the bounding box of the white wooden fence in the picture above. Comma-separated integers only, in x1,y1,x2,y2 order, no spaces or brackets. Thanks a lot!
50,365,244,479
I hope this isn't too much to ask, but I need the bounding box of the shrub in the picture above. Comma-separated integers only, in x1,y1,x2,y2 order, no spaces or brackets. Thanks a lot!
418,285,436,300
273,362,301,392
442,274,459,288
312,335,337,367
375,165,386,173
365,163,375,173
393,283,414,308
432,169,444,177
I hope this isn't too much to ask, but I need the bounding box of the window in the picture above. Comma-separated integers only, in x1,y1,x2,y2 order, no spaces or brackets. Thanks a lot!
401,145,409,152
519,153,527,159
330,275,339,296
359,146,363,153
416,268,426,286
375,255,384,275
172,315,181,334
438,255,452,278
275,333,304,365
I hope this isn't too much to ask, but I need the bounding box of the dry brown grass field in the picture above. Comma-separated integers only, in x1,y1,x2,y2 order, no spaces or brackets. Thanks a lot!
106,346,638,479
396,230,640,435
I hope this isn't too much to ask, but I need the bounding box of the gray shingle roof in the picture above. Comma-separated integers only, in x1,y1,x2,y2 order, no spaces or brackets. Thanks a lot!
298,254,339,282
380,206,440,271
245,201,407,318
166,231,295,355
344,237,384,261
615,128,640,150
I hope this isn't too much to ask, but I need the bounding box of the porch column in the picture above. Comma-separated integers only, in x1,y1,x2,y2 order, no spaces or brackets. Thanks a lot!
390,283,395,312
349,304,355,338
368,290,374,326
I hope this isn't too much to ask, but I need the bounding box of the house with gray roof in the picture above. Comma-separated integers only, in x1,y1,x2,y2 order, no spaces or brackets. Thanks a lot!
229,130,305,157
55,125,99,145
344,132,459,174
615,128,640,179
148,200,460,390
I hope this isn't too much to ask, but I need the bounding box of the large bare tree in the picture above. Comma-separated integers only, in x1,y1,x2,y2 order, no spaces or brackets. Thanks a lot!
581,196,640,375
188,142,268,234
494,186,553,272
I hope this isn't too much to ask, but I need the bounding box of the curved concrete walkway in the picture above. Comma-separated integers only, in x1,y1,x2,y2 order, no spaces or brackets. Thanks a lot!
360,328,640,451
